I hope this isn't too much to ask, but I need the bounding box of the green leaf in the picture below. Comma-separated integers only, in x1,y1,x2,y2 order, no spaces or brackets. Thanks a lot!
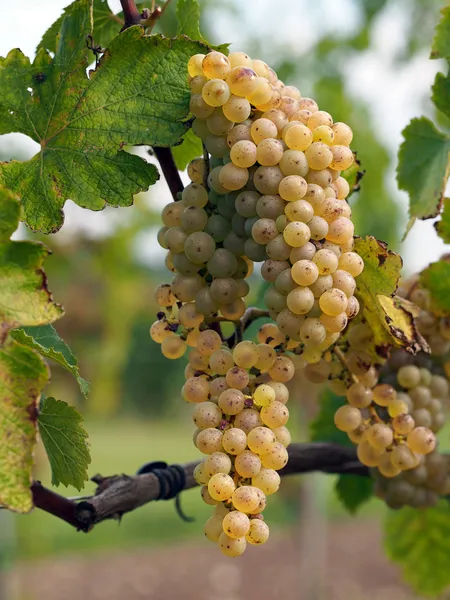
0,339,49,512
172,128,203,171
10,325,89,397
310,389,350,447
341,152,364,198
384,502,450,595
432,71,450,121
0,186,21,242
435,197,450,242
38,0,125,54
38,396,90,490
335,474,373,514
177,0,207,42
420,260,450,316
397,118,450,234
0,189,63,342
431,6,450,59
0,0,205,233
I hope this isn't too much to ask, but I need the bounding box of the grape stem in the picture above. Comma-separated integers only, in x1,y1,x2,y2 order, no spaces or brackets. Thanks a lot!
152,147,184,201
118,0,142,29
225,307,270,347
202,142,210,190
29,442,368,532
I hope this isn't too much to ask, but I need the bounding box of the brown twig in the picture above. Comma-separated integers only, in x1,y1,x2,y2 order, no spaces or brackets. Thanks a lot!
152,147,184,201
28,443,367,532
119,0,142,29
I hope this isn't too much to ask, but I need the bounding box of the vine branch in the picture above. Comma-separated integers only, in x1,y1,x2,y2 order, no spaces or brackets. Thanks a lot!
29,442,367,533
119,0,142,29
152,147,184,201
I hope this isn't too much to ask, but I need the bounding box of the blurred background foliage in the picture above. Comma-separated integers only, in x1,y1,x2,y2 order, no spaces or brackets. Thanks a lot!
0,0,446,571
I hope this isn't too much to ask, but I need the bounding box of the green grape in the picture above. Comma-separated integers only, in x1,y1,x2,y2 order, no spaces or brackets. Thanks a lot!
246,519,270,545
261,109,288,135
208,473,236,501
182,182,208,207
283,221,311,247
197,329,222,356
279,149,309,177
291,259,319,286
267,355,295,382
233,340,259,369
184,231,216,264
207,108,235,136
365,424,393,450
219,162,249,191
279,175,307,202
190,93,215,118
204,133,229,158
209,349,235,376
252,468,281,495
397,365,421,389
260,442,288,469
165,227,188,253
284,199,314,223
204,516,224,542
196,428,223,454
218,388,245,415
286,286,315,315
223,231,247,256
222,95,252,122
154,283,176,307
202,51,230,79
231,486,262,512
407,427,436,455
275,269,297,295
254,166,284,195
346,382,372,408
319,288,348,316
326,216,354,245
161,334,187,359
332,270,356,297
183,377,210,403
235,450,262,478
264,286,287,312
202,78,231,107
180,206,208,233
254,344,277,372
252,218,279,245
225,366,250,390
222,427,247,455
226,66,259,97
227,124,252,147
193,401,223,429
284,123,313,151
235,190,260,217
300,317,327,345
330,145,354,170
194,462,209,485
253,384,276,407
251,118,278,143
334,405,361,432
332,122,353,146
266,235,291,261
260,401,289,428
356,441,383,467
390,444,418,471
207,249,238,278
204,451,232,476
219,532,247,557
308,216,329,240
234,409,263,434
222,511,251,539
205,214,231,243
230,139,257,168
220,298,246,320
338,252,364,277
256,138,284,166
195,287,219,316
150,320,171,344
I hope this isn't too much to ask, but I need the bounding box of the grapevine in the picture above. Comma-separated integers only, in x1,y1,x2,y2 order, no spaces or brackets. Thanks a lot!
1,0,450,594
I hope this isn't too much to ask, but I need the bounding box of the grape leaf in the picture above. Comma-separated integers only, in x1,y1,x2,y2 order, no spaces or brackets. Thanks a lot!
384,502,450,595
0,0,205,232
310,390,350,447
431,6,450,59
0,188,63,342
10,325,89,397
435,197,450,243
335,474,373,514
38,0,126,54
172,128,203,171
397,118,450,235
420,260,450,316
177,0,207,42
353,237,427,357
38,396,90,489
0,186,21,242
432,71,450,121
0,339,49,512
341,152,364,198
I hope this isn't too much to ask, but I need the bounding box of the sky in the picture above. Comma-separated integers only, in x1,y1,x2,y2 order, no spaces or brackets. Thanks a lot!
0,0,447,274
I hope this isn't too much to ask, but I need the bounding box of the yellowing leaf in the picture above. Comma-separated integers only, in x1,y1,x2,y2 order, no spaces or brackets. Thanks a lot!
377,295,429,354
0,340,49,512
353,236,402,356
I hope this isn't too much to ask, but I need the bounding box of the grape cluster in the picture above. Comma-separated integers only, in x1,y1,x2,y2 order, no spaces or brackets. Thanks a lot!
398,275,450,356
187,49,363,362
150,48,367,556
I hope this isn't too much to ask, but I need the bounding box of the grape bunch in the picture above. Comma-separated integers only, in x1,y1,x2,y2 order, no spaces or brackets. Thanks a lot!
187,49,363,363
398,274,450,357
150,47,367,556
